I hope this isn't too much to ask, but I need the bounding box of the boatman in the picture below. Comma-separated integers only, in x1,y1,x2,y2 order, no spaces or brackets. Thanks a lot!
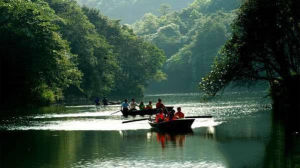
121,99,129,113
156,98,165,109
174,107,184,119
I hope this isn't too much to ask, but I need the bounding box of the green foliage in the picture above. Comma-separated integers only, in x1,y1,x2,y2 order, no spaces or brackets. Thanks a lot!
0,0,166,106
0,0,82,106
81,7,166,98
199,0,300,96
133,0,240,92
44,0,119,99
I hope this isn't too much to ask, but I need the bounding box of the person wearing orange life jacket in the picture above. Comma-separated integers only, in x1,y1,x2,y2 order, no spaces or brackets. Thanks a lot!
155,109,165,123
174,107,184,119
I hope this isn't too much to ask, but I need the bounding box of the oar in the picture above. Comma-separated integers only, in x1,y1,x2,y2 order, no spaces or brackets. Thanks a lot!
185,115,213,118
110,110,121,115
122,118,149,124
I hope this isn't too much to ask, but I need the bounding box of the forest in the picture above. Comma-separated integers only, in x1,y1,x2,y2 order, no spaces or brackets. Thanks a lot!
77,0,242,93
0,0,165,107
132,0,241,92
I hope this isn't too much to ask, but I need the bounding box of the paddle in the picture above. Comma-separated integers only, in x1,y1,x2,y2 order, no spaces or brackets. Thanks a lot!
122,118,149,124
110,110,121,115
185,115,213,118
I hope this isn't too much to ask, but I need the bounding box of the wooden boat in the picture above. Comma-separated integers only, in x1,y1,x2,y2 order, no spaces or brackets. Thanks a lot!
121,106,174,116
149,118,195,132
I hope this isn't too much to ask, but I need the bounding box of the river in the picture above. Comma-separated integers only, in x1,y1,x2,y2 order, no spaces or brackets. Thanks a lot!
0,91,299,168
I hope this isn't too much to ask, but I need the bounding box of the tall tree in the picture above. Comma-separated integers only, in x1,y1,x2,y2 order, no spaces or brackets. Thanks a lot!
0,0,81,106
200,0,300,130
44,0,116,99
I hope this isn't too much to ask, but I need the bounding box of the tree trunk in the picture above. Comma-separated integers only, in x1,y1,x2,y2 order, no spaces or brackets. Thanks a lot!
271,75,300,133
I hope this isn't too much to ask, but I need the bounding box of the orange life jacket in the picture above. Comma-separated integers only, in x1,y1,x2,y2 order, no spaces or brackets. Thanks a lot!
174,112,184,119
155,113,165,123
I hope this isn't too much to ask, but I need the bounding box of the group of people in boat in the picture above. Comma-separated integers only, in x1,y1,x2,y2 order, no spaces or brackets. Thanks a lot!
120,98,153,112
155,106,184,123
153,98,185,123
120,98,185,123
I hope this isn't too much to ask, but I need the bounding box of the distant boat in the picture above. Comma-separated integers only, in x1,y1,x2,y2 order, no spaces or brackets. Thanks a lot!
149,118,195,132
121,106,174,116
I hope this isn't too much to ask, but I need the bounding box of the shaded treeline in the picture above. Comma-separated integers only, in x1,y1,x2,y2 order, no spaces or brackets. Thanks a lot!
0,0,166,107
200,0,300,131
132,0,242,93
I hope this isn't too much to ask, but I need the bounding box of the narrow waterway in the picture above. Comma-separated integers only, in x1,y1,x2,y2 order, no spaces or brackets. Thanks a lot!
0,91,298,168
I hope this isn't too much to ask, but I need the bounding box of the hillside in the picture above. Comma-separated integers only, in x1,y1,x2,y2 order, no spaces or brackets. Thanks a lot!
132,0,242,93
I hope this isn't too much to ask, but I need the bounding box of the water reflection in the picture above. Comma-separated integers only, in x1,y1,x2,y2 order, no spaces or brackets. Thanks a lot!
1,92,299,168
155,132,189,148
152,126,217,149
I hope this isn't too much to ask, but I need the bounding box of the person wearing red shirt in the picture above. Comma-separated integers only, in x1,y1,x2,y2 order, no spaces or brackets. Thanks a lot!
156,98,165,109
155,109,165,123
174,107,184,119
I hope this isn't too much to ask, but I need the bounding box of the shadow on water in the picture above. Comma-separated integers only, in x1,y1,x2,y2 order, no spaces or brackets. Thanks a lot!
213,110,300,168
263,118,300,168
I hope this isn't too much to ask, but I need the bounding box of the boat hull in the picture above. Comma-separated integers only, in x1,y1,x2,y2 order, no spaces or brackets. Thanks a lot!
121,107,173,116
149,119,195,132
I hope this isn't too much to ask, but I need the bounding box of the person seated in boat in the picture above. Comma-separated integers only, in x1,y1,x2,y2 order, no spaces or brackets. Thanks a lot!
130,98,138,110
156,98,165,109
155,109,165,123
95,97,100,106
165,109,175,121
121,99,129,112
139,101,145,110
102,97,108,106
174,107,184,119
145,101,153,109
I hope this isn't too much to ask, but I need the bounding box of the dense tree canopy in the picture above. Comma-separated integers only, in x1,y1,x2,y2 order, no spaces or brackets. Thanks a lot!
0,0,166,106
82,7,166,97
44,0,117,99
133,0,240,92
0,0,82,106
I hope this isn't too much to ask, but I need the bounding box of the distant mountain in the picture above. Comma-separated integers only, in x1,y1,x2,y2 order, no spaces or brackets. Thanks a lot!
76,0,194,24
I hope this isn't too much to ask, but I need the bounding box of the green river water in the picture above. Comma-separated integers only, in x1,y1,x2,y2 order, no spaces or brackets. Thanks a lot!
0,91,299,168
